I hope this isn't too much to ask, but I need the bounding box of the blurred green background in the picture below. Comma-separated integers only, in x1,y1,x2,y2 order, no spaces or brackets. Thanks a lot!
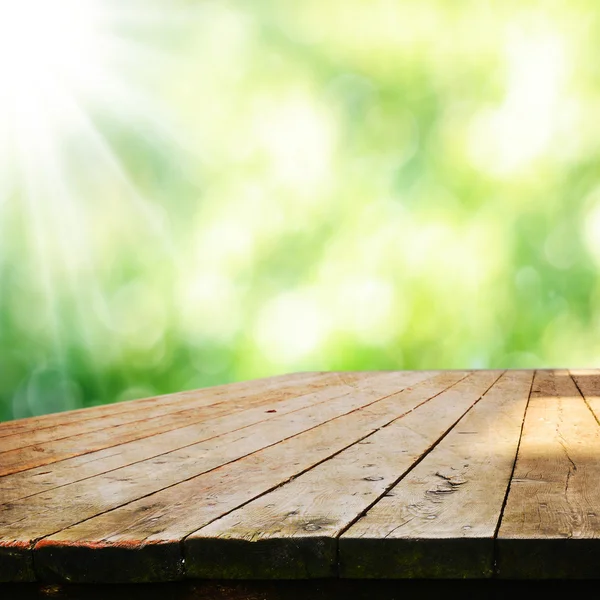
1,0,599,421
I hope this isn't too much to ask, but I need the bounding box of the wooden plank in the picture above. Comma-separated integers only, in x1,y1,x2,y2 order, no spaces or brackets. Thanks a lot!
0,373,349,477
1,371,437,582
570,368,600,419
496,370,600,578
0,372,325,438
0,373,411,501
28,372,464,583
340,370,532,578
185,370,504,579
0,373,338,455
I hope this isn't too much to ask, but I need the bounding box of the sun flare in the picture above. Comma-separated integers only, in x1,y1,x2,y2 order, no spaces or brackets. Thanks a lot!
0,0,184,417
0,0,110,142
0,0,179,262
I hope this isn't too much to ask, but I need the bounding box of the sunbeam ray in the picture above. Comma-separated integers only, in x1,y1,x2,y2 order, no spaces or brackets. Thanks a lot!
61,96,186,275
13,107,68,379
0,0,189,417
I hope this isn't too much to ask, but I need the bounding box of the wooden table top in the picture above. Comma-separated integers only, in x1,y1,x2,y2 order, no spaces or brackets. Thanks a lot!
1,369,599,583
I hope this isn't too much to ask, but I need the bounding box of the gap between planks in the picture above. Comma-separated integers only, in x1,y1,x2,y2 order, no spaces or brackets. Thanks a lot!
184,370,600,581
1,370,439,582
0,373,339,460
22,371,473,582
185,370,504,580
6,370,599,583
0,372,429,501
0,373,340,438
495,369,600,578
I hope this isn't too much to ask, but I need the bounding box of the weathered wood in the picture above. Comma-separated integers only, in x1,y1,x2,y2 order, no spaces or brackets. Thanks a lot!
0,373,354,478
570,368,600,421
496,370,600,578
5,368,600,586
0,372,339,461
2,371,436,582
0,372,325,438
184,371,499,579
1,371,429,513
0,374,382,502
31,372,451,583
340,370,531,578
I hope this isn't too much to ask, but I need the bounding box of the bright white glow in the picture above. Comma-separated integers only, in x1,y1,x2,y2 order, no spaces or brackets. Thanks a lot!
468,25,569,175
181,272,242,343
255,96,333,192
255,290,329,364
334,276,399,344
0,1,108,136
0,0,183,382
197,218,256,269
0,1,102,85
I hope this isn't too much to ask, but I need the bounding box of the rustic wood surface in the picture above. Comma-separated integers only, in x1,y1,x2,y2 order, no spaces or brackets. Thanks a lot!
340,370,531,578
496,369,600,578
1,370,599,583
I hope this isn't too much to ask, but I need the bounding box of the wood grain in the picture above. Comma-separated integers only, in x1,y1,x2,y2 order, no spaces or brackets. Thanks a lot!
185,371,501,579
0,373,337,458
570,368,600,421
340,370,531,578
0,373,352,478
30,372,451,583
4,369,598,584
0,373,325,438
0,374,379,502
496,370,600,578
1,371,436,582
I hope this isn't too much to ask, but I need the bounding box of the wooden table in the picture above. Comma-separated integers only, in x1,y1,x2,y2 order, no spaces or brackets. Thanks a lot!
1,369,600,589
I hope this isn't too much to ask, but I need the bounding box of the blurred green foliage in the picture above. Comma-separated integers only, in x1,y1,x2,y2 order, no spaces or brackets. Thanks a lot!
1,1,600,421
